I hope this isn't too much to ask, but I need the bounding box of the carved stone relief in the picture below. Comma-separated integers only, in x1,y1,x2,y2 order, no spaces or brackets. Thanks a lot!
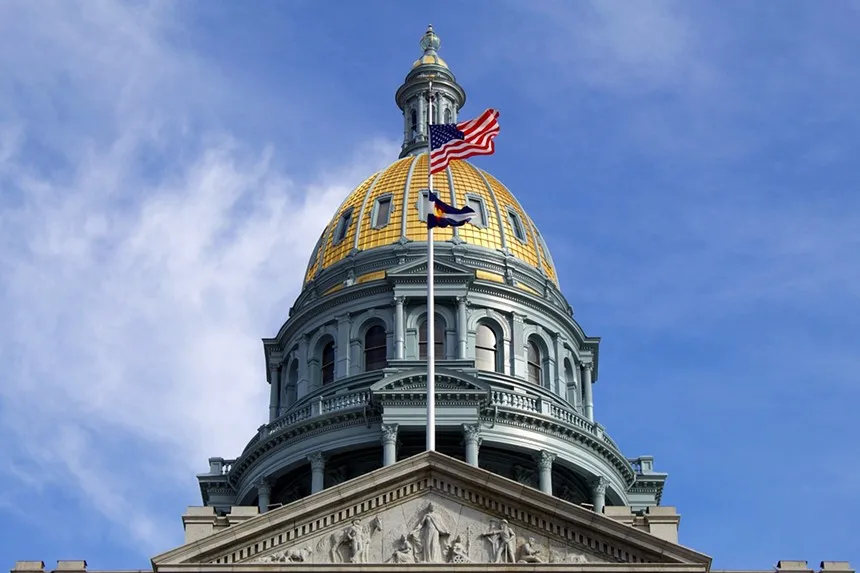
244,493,606,565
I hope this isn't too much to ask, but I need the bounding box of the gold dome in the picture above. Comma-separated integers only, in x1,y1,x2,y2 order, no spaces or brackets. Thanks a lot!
305,155,557,285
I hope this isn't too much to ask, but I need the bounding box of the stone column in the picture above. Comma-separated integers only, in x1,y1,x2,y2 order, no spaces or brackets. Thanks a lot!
591,476,609,514
256,478,271,513
535,451,556,495
268,363,281,422
381,423,399,466
394,296,405,359
511,312,526,378
308,452,326,494
582,362,594,422
456,296,468,359
462,423,482,466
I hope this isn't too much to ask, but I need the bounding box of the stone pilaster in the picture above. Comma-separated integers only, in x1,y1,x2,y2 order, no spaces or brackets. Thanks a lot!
381,423,399,466
297,335,309,398
308,452,326,494
394,296,405,359
336,314,351,379
256,478,271,513
591,475,609,514
511,312,526,378
268,363,281,422
535,450,556,495
462,423,482,466
456,296,468,359
582,362,594,422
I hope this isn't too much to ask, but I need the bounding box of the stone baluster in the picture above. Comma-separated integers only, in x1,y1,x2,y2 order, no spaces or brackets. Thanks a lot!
381,423,399,466
462,423,482,466
535,450,556,495
591,476,609,514
582,362,594,422
308,452,327,494
256,478,271,513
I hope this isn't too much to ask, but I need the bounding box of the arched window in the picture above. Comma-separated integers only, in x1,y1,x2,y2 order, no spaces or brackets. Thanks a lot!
419,315,445,359
475,323,498,372
364,325,387,371
527,339,542,385
444,108,452,124
321,341,335,385
411,109,418,136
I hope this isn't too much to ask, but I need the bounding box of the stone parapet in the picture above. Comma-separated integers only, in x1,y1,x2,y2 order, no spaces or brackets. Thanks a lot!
602,505,681,545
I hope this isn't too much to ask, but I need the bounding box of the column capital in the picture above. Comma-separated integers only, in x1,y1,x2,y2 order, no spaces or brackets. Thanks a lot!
462,423,482,443
254,477,272,494
591,475,609,494
582,362,594,372
335,313,351,324
381,423,399,444
307,451,327,471
535,450,556,471
393,295,406,305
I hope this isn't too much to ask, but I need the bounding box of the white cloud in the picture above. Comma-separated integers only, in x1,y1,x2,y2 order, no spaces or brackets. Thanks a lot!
0,0,398,556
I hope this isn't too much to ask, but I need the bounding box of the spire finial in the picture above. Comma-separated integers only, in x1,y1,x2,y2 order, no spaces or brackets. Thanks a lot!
420,24,441,54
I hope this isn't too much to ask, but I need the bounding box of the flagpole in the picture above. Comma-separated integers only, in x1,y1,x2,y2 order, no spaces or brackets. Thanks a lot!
426,76,436,452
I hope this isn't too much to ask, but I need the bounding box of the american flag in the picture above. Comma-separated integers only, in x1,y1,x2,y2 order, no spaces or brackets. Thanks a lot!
429,108,500,175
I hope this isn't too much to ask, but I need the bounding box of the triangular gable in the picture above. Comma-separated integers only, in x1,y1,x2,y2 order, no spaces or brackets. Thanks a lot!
386,257,475,281
153,452,711,570
371,369,489,396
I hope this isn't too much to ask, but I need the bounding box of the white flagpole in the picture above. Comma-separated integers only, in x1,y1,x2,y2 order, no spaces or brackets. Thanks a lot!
426,77,436,452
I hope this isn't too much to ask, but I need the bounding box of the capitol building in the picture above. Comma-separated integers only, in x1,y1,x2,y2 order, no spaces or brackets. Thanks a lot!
11,26,852,573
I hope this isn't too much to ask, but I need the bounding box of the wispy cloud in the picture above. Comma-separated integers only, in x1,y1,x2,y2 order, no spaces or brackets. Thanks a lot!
0,0,397,557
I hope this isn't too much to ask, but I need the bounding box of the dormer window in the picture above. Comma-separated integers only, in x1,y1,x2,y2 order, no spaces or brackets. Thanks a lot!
465,195,487,227
334,208,353,244
372,196,393,228
508,209,527,242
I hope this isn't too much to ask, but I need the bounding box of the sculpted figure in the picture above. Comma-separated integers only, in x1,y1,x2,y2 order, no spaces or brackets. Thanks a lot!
481,519,516,563
327,516,381,563
345,519,369,563
410,503,450,563
518,537,544,563
447,534,471,563
387,533,416,564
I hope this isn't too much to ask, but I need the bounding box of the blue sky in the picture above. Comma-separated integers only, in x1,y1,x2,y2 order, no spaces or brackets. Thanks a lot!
1,0,857,569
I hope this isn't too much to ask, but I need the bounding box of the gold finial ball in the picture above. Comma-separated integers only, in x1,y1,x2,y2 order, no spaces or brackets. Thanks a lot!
420,24,441,53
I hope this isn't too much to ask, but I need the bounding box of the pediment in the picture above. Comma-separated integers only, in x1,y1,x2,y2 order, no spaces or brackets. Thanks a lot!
371,369,489,396
152,452,710,569
386,257,475,280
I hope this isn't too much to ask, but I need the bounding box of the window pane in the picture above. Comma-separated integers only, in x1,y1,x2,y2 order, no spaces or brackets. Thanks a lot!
527,340,541,385
419,317,445,359
322,342,335,384
374,197,392,228
509,211,526,241
335,211,352,243
475,325,497,371
364,325,387,370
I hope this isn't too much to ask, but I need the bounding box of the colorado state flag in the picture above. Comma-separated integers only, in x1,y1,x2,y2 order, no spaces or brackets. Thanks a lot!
426,191,477,228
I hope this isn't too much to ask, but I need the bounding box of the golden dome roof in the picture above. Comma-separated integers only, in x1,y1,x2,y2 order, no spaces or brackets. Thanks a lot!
305,155,558,285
